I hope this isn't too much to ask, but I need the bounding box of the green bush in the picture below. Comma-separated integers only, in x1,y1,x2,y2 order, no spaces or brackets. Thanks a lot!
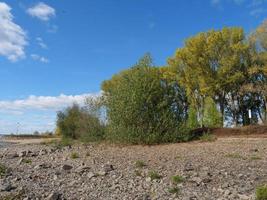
148,170,162,180
102,54,188,144
56,100,105,142
187,105,199,129
171,175,184,184
203,97,222,128
199,132,217,142
256,185,267,200
0,163,7,177
70,152,79,159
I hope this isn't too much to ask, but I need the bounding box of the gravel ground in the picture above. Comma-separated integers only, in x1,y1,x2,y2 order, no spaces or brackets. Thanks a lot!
0,137,267,200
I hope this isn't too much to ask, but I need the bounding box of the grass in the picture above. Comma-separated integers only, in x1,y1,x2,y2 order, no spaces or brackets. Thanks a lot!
199,133,217,142
0,163,7,177
42,137,73,148
148,170,162,180
22,158,32,164
171,175,184,184
70,152,79,159
250,155,262,160
168,187,180,195
134,170,142,177
225,153,245,160
256,185,267,200
135,160,146,168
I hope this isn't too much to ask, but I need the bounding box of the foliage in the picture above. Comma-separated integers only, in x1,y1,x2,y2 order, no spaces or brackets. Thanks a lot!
56,102,104,142
148,170,162,180
102,54,188,144
135,160,146,168
203,97,222,127
0,163,7,177
168,187,180,194
70,152,79,159
171,175,184,184
256,185,267,200
187,105,199,129
169,27,250,126
199,132,217,142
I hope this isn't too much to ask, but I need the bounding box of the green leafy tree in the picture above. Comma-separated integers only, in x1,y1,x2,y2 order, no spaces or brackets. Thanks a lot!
187,105,199,129
56,103,104,142
101,54,188,144
168,27,250,126
203,97,222,127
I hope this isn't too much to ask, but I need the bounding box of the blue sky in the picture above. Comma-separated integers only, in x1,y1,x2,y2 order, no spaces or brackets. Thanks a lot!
0,0,266,134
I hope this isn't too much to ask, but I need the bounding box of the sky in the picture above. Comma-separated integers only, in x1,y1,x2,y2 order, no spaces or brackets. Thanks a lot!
0,0,266,134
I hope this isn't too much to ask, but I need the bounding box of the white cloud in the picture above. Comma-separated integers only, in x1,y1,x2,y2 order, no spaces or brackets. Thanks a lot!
27,2,55,21
31,54,49,63
36,37,47,49
0,2,27,62
0,93,100,112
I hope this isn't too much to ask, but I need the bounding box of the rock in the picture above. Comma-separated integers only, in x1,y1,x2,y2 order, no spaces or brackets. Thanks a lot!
6,153,19,159
39,149,47,156
18,150,27,157
76,166,90,174
191,177,202,185
184,163,194,171
102,164,114,173
17,158,23,165
47,192,61,200
87,172,95,179
34,163,51,170
62,164,73,171
0,183,15,192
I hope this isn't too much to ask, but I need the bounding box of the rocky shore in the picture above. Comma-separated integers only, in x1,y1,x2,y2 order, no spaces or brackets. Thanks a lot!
0,137,267,200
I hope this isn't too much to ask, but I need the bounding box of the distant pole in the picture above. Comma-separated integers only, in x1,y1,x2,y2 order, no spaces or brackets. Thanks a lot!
16,122,20,135
248,109,252,125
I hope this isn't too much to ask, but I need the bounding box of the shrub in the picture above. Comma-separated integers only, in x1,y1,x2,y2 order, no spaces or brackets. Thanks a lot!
171,175,184,184
168,187,180,194
56,101,105,142
187,105,199,129
203,97,222,128
0,163,7,177
70,152,79,159
148,170,162,180
102,54,188,144
256,185,267,200
135,160,146,168
199,132,217,142
22,159,32,164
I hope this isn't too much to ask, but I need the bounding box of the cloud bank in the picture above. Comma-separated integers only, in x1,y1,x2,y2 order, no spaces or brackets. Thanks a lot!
0,93,99,112
0,2,27,62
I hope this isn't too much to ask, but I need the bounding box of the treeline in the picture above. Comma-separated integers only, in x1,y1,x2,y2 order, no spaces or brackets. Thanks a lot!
56,20,267,144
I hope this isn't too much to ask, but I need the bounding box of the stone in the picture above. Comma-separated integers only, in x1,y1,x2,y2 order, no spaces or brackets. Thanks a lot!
87,172,95,179
62,164,73,171
47,192,61,200
0,183,15,192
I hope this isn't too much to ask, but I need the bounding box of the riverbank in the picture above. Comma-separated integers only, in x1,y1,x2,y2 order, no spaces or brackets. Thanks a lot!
1,136,267,199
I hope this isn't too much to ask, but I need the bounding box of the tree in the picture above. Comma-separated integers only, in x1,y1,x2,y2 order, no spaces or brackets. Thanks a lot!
56,103,104,141
246,20,267,124
187,105,199,129
203,97,222,127
101,54,188,144
168,27,250,126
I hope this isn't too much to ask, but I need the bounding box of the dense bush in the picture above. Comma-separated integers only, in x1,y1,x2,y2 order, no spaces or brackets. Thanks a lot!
101,54,188,144
203,97,222,128
56,99,104,142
